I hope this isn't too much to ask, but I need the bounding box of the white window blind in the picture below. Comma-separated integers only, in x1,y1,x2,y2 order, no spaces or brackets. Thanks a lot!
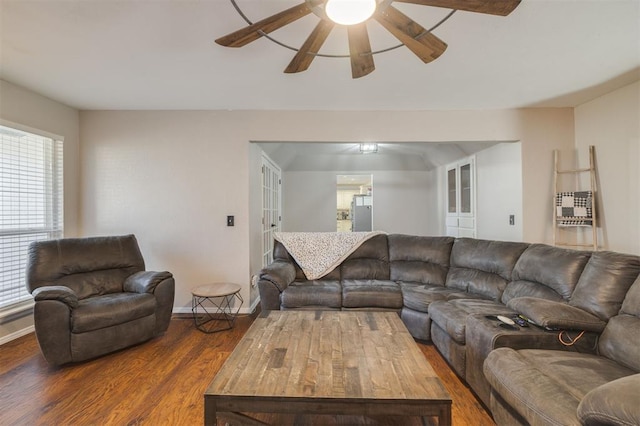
0,124,63,310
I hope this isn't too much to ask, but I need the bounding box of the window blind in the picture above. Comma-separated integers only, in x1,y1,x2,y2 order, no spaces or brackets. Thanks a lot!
0,124,63,310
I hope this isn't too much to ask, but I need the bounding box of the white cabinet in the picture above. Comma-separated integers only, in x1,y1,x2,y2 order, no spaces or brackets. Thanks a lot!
446,156,476,237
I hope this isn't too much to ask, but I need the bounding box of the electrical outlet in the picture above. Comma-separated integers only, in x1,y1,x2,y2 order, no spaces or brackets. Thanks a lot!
509,215,515,226
227,215,234,226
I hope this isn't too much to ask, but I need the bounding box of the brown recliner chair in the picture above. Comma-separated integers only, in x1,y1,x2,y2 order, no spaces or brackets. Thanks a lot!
26,234,175,366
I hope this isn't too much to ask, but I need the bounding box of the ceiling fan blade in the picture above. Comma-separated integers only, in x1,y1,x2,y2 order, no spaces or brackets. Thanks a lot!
347,23,375,79
285,20,335,74
215,3,312,48
375,5,447,63
394,0,521,16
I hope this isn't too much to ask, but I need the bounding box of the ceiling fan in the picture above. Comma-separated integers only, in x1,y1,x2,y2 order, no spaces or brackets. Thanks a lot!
216,0,521,78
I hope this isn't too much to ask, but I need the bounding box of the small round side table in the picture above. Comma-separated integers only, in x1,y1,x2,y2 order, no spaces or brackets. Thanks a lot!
191,283,243,333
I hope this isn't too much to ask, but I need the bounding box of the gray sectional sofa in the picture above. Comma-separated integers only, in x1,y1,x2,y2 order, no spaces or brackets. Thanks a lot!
258,233,640,425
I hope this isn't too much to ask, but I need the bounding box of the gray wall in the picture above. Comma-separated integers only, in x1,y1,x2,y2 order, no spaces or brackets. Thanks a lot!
282,170,432,235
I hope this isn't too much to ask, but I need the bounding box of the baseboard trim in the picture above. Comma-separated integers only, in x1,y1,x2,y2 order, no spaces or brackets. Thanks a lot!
0,325,35,346
173,297,260,316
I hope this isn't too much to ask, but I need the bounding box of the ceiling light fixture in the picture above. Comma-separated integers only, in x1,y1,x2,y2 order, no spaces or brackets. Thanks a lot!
325,0,377,26
216,0,521,78
360,143,378,154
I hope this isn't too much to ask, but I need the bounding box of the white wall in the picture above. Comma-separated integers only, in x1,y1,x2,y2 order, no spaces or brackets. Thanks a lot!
476,142,523,241
80,111,252,313
0,80,80,342
282,170,432,235
518,109,576,243
79,109,575,316
575,81,640,254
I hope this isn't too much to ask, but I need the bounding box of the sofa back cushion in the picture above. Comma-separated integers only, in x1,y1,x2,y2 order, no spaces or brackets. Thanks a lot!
341,234,389,280
389,235,454,285
598,275,640,372
502,244,591,305
27,234,145,300
446,238,529,301
570,251,640,321
273,240,340,281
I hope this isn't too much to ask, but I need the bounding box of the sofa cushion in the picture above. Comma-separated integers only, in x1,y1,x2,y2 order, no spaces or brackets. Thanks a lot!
505,244,591,304
71,292,156,333
280,280,342,309
341,235,389,280
446,238,529,301
597,275,640,371
484,348,635,426
341,280,402,309
389,235,454,285
577,374,640,426
569,251,640,321
429,298,514,344
400,282,480,313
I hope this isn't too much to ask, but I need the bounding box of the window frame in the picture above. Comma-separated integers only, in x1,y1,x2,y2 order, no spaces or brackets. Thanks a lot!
0,119,64,317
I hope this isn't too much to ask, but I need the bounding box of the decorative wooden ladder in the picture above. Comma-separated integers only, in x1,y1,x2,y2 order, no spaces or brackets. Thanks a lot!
553,145,598,251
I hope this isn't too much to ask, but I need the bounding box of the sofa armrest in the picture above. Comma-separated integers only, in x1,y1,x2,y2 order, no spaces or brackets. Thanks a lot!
578,374,640,426
32,285,79,308
259,260,296,292
124,271,174,294
257,260,296,310
507,297,607,332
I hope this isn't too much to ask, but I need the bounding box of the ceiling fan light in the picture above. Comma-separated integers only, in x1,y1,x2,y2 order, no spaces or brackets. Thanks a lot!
359,143,378,154
325,0,377,26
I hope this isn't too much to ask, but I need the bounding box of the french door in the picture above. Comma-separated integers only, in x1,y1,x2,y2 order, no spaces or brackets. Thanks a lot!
261,154,282,267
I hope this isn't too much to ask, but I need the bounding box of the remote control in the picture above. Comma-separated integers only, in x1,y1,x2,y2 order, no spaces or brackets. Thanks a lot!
496,315,516,326
512,315,529,327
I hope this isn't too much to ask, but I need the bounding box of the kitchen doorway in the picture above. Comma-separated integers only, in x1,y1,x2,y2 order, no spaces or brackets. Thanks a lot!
337,175,373,232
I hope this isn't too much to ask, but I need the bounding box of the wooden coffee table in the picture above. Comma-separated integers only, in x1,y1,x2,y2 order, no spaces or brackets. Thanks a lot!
204,310,451,425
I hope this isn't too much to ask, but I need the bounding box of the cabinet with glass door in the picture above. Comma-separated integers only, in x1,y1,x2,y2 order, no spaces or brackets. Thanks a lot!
446,156,476,237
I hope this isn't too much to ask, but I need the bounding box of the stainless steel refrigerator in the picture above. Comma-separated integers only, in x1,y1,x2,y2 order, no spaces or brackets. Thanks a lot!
351,195,372,232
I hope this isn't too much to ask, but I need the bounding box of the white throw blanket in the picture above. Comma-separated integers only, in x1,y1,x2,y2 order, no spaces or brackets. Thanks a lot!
274,231,386,280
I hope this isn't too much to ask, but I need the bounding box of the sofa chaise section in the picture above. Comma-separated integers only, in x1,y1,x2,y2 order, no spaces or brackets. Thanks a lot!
465,249,640,407
484,275,640,426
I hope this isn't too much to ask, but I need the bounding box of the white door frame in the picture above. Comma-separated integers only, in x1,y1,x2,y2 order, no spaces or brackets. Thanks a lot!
261,153,282,267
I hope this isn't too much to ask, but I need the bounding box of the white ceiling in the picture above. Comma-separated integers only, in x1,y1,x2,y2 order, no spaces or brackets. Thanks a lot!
1,0,638,112
258,141,503,171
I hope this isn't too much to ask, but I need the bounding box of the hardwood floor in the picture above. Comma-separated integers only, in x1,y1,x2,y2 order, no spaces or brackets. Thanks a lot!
0,313,495,425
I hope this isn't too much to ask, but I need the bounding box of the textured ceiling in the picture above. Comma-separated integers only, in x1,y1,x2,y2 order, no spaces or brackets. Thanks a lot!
1,0,638,111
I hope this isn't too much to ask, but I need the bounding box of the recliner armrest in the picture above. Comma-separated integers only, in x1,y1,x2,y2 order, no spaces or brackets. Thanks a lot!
32,285,79,308
578,374,640,426
259,260,296,292
507,296,607,332
124,271,174,294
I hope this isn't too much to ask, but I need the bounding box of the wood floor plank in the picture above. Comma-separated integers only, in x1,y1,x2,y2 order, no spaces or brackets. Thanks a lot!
0,312,495,425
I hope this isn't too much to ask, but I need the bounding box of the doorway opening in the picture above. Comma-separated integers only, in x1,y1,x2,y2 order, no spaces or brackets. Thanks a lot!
337,174,373,232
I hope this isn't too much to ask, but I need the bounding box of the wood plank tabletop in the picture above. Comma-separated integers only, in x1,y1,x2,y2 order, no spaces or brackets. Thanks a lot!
205,310,451,424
